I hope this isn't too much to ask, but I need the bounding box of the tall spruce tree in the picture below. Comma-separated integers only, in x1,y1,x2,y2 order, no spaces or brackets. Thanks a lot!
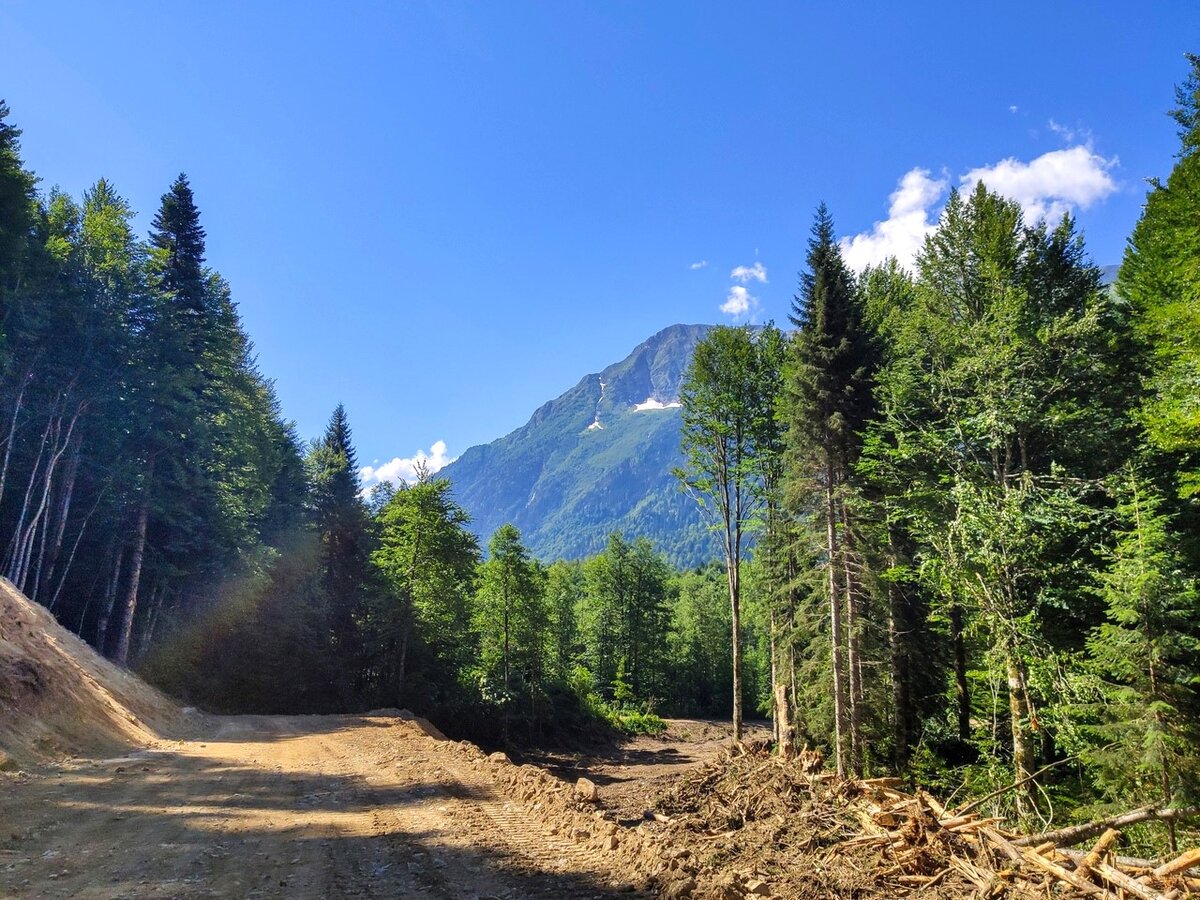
310,404,371,694
785,204,877,776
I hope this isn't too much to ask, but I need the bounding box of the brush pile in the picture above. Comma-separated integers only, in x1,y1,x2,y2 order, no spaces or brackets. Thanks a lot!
649,743,1200,899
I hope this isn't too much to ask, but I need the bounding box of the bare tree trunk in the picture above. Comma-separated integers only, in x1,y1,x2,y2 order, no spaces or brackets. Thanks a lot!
40,435,80,603
137,580,168,662
12,406,79,593
4,413,52,580
114,459,153,666
769,609,779,745
729,564,743,743
825,471,848,778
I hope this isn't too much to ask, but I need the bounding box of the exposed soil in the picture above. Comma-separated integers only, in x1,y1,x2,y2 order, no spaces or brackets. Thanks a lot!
518,719,772,823
0,579,187,767
0,713,671,898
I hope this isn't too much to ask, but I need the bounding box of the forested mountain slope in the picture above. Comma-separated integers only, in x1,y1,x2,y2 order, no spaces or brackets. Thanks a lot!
439,324,715,567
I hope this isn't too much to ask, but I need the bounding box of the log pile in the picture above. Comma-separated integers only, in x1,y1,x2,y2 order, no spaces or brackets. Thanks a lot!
651,743,1200,898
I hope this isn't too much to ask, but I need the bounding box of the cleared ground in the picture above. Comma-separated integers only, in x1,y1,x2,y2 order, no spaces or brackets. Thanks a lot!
0,712,678,899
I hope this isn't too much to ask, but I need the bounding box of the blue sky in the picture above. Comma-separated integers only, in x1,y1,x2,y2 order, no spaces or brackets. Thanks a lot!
2,2,1197,484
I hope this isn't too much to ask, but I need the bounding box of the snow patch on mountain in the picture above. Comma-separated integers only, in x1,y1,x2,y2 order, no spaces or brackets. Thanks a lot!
633,397,681,412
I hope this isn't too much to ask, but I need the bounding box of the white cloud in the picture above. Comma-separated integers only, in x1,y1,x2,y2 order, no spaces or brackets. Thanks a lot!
960,145,1116,223
720,284,758,318
730,261,767,283
840,145,1118,272
689,260,708,269
840,168,948,272
1009,105,1019,114
360,440,455,488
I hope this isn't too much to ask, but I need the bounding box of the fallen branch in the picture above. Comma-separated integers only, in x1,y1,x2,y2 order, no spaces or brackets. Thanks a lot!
1013,807,1200,849
1153,847,1200,879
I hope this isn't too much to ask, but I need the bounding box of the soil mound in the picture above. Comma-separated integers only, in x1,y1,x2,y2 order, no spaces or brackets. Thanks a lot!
0,577,183,765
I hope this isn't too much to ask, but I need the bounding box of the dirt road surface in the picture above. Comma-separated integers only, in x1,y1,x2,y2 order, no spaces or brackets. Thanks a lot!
0,714,668,899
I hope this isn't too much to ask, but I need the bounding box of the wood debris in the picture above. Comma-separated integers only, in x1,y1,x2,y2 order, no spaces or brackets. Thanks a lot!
649,743,1200,898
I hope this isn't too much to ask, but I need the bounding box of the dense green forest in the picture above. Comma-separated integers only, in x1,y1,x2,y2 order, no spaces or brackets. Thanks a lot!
1,55,1198,839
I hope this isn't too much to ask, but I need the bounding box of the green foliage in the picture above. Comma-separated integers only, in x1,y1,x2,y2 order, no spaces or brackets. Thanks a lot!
1120,54,1200,498
1079,470,1200,805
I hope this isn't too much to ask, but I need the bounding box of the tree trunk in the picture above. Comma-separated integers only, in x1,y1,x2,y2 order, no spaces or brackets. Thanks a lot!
825,473,848,778
951,600,970,742
1007,647,1037,817
40,435,81,604
4,413,52,581
886,525,912,771
95,543,124,652
114,460,153,666
0,371,30,510
729,567,743,743
842,502,864,776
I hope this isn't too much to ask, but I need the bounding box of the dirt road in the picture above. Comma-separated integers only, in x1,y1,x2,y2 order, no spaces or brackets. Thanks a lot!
0,714,661,899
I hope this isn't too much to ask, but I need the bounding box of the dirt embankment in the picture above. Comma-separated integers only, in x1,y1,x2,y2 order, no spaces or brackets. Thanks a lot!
0,577,186,767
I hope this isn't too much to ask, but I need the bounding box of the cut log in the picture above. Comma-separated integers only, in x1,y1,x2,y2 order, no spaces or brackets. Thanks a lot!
1019,848,1114,898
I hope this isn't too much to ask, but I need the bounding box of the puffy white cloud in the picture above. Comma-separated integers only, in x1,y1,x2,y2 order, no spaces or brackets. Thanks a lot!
840,145,1118,272
960,145,1116,223
840,168,948,272
1009,105,1019,114
360,440,455,488
689,259,708,269
720,284,758,318
730,261,767,283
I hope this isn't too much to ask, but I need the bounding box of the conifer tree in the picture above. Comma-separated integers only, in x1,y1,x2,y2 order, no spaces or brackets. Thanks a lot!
784,204,877,775
310,404,371,688
476,524,546,698
1084,469,1200,846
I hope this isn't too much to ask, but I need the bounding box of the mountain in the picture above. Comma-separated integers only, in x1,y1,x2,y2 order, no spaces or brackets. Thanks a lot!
439,323,717,567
